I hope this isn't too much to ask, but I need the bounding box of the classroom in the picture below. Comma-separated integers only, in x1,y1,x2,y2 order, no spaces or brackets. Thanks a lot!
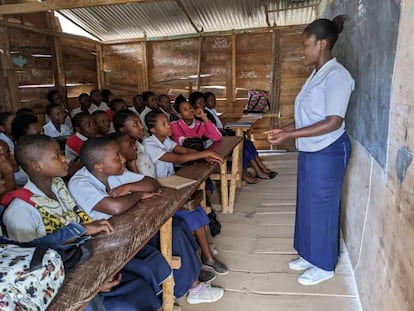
0,0,412,310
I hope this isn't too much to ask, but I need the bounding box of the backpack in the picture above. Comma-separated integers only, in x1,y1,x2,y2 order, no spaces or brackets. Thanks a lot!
0,242,65,310
243,90,270,113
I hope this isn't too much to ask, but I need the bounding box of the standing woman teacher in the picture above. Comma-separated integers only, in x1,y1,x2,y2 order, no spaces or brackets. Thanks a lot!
266,16,354,286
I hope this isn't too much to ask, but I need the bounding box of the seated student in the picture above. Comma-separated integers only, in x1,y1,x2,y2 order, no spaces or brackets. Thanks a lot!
191,91,277,183
71,93,95,118
101,88,113,107
130,94,145,116
93,110,111,137
113,109,155,177
0,112,15,153
90,89,110,112
12,113,42,141
170,98,222,147
140,91,159,132
1,134,163,311
65,112,96,162
144,110,229,275
46,90,73,132
43,103,72,138
107,98,129,133
69,137,224,304
159,94,178,122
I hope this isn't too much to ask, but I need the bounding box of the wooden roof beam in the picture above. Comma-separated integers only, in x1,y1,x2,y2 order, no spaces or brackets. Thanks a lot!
174,0,202,33
0,0,167,15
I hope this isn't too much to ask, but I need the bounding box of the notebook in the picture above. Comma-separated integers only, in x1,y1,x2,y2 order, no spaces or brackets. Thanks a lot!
157,175,198,190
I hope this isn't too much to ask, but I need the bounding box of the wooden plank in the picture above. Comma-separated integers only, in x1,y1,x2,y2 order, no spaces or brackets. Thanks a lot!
196,36,202,91
96,44,104,89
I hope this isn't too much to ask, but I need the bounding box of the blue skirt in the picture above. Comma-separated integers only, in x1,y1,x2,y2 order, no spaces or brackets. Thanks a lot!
294,133,351,271
123,243,172,295
242,139,259,168
150,218,201,298
175,205,210,231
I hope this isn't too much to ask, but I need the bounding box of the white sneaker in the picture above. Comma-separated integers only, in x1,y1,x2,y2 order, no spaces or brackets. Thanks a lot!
289,257,314,271
297,266,334,286
187,283,224,304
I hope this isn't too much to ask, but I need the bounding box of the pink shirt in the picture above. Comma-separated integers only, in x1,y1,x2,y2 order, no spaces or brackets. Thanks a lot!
170,119,222,145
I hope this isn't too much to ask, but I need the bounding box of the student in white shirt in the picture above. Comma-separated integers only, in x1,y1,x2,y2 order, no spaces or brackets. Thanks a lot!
90,89,110,112
0,112,15,153
266,16,354,286
46,90,73,132
71,93,97,117
43,103,72,138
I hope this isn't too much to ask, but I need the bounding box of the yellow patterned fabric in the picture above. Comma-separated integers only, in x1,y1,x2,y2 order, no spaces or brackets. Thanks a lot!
29,177,92,233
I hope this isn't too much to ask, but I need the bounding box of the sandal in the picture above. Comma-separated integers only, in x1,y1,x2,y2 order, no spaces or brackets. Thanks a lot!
202,258,229,275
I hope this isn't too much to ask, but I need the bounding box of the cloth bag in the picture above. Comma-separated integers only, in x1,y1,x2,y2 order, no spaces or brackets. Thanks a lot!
243,90,270,113
0,244,65,310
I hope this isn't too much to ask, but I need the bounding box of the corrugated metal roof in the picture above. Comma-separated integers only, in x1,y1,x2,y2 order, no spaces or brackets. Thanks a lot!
60,0,321,41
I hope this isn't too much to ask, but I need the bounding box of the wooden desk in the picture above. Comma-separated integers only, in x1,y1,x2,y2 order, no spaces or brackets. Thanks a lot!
48,137,242,311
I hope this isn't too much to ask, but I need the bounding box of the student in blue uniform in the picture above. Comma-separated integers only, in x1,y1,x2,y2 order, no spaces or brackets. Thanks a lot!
266,16,354,286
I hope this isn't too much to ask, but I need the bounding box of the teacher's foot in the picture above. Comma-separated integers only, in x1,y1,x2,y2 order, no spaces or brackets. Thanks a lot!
297,267,334,286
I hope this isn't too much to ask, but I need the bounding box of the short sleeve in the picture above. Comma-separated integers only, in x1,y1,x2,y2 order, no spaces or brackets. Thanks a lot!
68,178,109,216
144,137,166,162
325,70,355,117
108,170,145,187
3,199,45,242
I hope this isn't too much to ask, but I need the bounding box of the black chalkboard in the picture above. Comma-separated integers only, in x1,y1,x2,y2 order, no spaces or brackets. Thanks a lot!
323,0,401,167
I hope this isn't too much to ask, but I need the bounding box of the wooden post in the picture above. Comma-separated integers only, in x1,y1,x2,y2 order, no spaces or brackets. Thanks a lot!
188,82,193,98
0,26,20,112
142,40,149,92
270,28,280,128
160,218,174,311
196,35,203,91
220,159,229,213
231,33,237,112
228,138,242,213
96,44,104,89
47,12,67,106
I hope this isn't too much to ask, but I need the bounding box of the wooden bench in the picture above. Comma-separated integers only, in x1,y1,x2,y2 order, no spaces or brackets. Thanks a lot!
48,136,242,311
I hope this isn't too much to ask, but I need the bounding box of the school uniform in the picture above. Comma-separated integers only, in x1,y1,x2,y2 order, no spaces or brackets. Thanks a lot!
143,135,210,231
0,133,29,186
43,121,72,138
2,178,162,311
65,132,88,162
45,114,73,133
69,167,200,298
135,140,156,178
293,58,354,271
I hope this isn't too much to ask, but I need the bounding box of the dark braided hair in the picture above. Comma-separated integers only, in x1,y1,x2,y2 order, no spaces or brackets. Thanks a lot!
145,110,164,135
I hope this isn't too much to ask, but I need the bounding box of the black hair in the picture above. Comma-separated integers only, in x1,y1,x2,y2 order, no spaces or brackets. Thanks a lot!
14,134,54,172
106,132,127,145
46,90,59,103
304,15,346,50
72,112,91,129
145,110,164,134
109,98,127,112
12,114,39,141
188,91,205,107
204,91,215,99
92,110,107,117
112,109,137,132
173,94,187,112
45,103,61,116
90,89,100,97
143,91,156,103
79,137,116,171
78,93,90,103
101,89,113,103
15,108,35,117
0,112,13,126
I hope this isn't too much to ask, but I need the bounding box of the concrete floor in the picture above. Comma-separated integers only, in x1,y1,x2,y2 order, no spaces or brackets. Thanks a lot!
178,153,362,311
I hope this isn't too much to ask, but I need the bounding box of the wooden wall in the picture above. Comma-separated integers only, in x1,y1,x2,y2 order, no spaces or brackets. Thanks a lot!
102,26,309,150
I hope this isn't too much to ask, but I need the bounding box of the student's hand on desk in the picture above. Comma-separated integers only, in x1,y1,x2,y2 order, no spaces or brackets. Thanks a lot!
84,219,114,236
142,189,161,200
204,151,224,164
99,272,122,293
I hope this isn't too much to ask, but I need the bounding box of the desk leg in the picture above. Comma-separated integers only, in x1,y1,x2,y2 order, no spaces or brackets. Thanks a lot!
235,129,244,189
228,140,242,214
160,218,174,311
220,160,229,213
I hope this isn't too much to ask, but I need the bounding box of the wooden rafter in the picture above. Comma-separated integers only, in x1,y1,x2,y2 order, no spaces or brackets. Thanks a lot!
0,0,166,15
